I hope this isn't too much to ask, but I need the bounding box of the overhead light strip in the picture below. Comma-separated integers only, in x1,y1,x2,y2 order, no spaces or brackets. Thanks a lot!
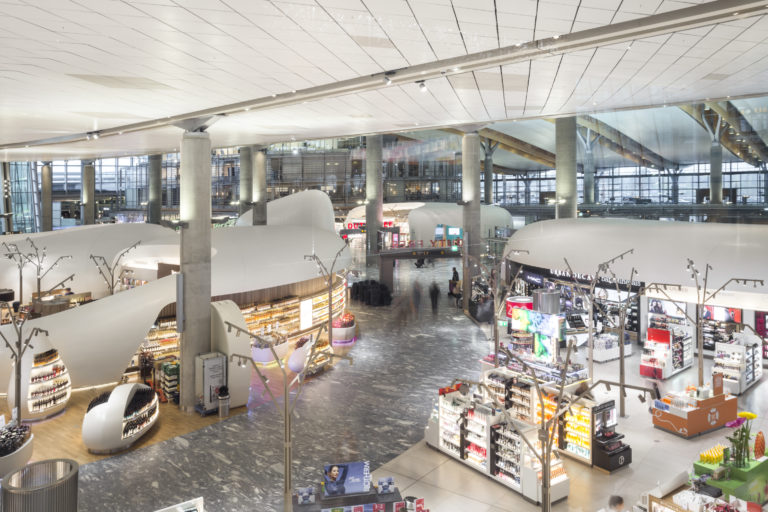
1,0,766,151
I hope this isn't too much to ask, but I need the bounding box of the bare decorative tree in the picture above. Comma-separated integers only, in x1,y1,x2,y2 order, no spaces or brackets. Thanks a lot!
228,322,352,512
19,237,73,302
0,302,49,424
89,241,140,295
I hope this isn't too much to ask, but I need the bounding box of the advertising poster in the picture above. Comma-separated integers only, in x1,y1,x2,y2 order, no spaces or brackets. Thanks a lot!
533,333,555,362
702,305,742,323
323,461,371,497
648,298,686,318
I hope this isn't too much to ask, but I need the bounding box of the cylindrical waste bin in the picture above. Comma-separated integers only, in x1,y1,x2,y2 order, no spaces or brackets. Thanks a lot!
218,385,230,419
2,458,78,512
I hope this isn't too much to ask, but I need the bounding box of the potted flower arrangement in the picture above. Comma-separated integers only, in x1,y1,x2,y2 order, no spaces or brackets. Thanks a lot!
725,411,758,467
331,312,356,346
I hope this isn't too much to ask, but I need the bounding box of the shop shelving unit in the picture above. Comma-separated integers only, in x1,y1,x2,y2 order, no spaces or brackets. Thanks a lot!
428,389,569,504
639,327,692,380
701,320,741,351
484,368,593,466
27,349,71,419
592,333,633,363
713,341,763,395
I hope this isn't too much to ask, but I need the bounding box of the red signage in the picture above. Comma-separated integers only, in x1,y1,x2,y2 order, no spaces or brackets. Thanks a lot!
505,296,533,317
647,327,671,344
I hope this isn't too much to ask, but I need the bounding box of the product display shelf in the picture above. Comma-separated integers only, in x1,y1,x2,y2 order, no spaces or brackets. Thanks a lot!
640,328,692,380
122,393,159,440
485,352,589,387
431,390,569,504
561,402,593,464
28,350,71,418
701,320,741,351
592,333,633,363
483,368,534,423
713,341,763,395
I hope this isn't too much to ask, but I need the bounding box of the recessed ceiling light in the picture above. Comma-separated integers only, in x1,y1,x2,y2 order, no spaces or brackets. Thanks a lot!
553,34,560,39
244,107,250,111
727,95,731,98
272,94,277,98
291,90,296,93
733,12,739,15
452,67,460,72
418,81,427,92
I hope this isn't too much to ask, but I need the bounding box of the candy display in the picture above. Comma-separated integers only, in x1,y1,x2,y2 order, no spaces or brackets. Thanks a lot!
699,444,726,465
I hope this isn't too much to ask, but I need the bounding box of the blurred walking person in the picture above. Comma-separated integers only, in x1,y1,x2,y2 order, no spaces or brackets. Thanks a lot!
429,282,440,316
411,281,422,318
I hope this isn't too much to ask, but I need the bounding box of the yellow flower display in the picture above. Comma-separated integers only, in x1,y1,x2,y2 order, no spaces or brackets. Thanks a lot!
738,411,758,420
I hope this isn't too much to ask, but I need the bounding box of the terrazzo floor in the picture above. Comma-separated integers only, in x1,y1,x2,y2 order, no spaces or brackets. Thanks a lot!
75,253,768,511
77,258,489,511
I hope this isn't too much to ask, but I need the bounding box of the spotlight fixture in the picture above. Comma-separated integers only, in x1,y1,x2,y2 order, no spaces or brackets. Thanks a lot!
638,394,646,404
383,76,392,85
92,132,99,140
418,81,427,92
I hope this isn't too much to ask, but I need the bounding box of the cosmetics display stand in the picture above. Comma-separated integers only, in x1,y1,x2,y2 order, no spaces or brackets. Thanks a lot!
425,387,569,503
651,374,737,438
291,488,404,511
713,339,763,395
592,333,633,363
640,327,692,380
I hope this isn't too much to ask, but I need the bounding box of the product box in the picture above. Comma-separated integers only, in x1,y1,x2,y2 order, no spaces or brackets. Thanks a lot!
377,477,394,494
296,486,315,505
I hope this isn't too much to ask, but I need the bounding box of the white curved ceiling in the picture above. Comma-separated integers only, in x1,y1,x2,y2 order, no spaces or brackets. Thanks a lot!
3,0,768,161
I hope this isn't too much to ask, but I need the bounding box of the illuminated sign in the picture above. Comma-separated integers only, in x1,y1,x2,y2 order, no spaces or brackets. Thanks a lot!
508,308,564,341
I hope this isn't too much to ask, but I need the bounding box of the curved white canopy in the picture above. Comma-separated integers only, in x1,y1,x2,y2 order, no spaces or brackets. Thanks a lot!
235,190,335,233
345,202,426,224
504,218,768,310
408,203,513,243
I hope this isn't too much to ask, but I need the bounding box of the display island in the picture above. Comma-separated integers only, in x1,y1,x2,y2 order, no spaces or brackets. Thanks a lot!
425,386,569,504
652,374,737,438
8,346,72,421
640,327,693,380
713,337,763,395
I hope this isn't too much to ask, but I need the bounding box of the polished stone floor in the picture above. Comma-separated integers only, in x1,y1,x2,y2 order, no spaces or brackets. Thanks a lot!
76,252,768,511
77,258,489,511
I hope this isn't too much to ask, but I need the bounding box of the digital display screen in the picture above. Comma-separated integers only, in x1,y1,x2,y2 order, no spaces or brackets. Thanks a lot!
447,227,461,236
434,227,444,236
508,308,564,340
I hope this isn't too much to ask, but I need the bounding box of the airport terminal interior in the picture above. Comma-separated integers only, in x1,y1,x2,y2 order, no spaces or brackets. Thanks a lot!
2,0,768,511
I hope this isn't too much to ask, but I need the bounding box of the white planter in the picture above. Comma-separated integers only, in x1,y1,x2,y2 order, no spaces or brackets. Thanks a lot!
332,324,356,345
0,433,33,479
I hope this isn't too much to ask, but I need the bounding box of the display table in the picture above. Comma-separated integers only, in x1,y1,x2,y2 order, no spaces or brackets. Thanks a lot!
693,456,768,505
647,484,762,512
652,391,737,438
292,488,403,511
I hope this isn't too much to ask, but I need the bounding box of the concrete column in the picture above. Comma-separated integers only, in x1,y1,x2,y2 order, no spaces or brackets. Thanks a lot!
670,172,680,204
502,175,507,205
365,135,383,266
238,147,252,217
252,148,267,225
41,163,53,231
524,179,531,206
482,140,498,204
583,150,595,204
81,161,96,225
462,132,482,311
179,131,212,413
555,117,578,218
763,168,768,204
710,143,723,204
1,162,12,234
148,154,162,224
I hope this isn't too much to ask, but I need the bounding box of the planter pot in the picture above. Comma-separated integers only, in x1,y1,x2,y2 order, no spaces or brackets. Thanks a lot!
332,324,356,345
0,433,33,478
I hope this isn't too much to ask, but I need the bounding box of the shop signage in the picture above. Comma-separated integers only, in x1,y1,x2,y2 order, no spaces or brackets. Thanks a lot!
497,320,508,327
